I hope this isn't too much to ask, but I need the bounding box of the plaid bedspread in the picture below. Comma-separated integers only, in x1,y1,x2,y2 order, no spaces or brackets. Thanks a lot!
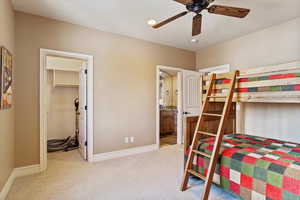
186,134,300,200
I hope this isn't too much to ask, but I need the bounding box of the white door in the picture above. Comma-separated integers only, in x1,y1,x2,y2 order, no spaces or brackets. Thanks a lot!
182,70,202,117
78,62,87,160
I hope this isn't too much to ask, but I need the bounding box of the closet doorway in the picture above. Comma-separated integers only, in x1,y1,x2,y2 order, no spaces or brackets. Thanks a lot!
40,49,94,171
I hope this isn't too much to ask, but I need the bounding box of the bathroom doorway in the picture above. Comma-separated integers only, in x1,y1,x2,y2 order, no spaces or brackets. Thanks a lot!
156,65,203,149
159,69,180,147
156,65,183,148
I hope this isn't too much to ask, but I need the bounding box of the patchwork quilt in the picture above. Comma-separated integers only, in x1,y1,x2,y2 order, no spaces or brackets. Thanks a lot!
186,134,300,200
204,72,300,94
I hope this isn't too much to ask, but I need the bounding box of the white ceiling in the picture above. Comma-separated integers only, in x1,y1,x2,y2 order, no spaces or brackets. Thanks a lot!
12,0,300,51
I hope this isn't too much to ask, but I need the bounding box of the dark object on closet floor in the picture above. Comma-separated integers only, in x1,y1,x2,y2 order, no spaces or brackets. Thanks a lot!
47,97,80,153
47,135,79,152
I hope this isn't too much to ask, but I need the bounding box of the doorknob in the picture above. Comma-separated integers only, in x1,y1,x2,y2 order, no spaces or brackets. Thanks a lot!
183,112,191,115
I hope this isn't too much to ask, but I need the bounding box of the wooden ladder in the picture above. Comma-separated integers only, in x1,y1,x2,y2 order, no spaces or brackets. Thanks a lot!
180,70,238,200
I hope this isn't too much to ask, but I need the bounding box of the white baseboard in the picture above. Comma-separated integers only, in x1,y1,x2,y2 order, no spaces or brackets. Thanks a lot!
13,164,41,178
93,144,159,162
0,165,40,200
0,170,16,200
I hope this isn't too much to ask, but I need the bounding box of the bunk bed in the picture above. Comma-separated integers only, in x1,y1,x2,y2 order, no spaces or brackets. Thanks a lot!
184,61,300,200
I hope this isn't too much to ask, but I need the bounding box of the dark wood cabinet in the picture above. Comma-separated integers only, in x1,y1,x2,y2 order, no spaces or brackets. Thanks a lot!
184,102,236,153
160,110,177,136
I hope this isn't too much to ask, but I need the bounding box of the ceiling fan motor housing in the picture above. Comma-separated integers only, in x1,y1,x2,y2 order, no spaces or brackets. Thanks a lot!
186,0,210,13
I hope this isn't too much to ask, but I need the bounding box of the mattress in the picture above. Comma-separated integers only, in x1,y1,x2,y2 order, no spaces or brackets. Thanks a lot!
186,134,300,200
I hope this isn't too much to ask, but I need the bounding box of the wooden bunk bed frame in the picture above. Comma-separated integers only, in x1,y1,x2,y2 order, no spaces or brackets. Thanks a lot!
185,61,300,153
182,61,300,200
203,61,300,103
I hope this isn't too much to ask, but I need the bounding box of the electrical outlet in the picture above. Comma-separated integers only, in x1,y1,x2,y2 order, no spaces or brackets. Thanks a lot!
125,137,129,143
130,136,134,143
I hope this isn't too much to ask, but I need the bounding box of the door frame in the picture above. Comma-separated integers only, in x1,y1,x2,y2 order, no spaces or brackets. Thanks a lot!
40,48,94,171
156,65,184,147
198,64,230,75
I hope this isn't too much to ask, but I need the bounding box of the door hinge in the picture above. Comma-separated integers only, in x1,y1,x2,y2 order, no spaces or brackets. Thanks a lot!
85,141,87,146
85,105,88,110
84,69,88,74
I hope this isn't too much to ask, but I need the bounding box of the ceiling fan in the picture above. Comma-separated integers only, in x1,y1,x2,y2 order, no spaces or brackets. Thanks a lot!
152,0,250,36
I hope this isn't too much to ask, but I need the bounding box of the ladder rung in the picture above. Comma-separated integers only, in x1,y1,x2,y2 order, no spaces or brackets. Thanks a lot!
207,96,227,98
192,150,211,158
198,131,217,137
203,113,222,117
188,170,206,181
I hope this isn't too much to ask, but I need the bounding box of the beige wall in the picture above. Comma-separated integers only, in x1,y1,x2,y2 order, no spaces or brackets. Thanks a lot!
196,17,300,70
196,18,300,142
47,71,79,140
15,12,195,167
0,0,15,191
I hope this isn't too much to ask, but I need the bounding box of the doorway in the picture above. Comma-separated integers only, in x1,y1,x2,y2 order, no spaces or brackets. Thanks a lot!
40,49,94,171
158,68,181,147
156,66,203,148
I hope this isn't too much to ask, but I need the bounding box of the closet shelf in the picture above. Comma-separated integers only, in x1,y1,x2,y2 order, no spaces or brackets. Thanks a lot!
54,83,79,88
51,69,80,88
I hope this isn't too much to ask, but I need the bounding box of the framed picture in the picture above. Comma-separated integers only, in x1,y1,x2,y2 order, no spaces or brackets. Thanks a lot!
0,47,13,109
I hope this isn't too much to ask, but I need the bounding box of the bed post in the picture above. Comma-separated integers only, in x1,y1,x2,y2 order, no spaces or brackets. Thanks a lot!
236,103,245,134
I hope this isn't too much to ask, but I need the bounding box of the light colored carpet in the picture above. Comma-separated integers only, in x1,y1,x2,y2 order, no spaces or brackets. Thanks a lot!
7,145,237,200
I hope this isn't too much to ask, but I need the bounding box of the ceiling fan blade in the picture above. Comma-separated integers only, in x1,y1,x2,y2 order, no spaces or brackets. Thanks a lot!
192,14,202,36
153,11,188,29
208,5,250,18
173,0,193,5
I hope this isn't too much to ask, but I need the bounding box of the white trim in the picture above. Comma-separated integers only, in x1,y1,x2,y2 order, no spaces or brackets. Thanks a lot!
0,165,40,200
156,65,186,148
92,144,158,162
198,64,230,75
47,66,81,72
40,50,47,171
13,165,41,178
176,72,183,145
0,171,15,200
156,66,160,148
40,49,94,171
86,56,94,162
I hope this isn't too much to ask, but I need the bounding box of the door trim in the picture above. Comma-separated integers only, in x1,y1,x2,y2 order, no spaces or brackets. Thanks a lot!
156,65,185,148
40,48,94,171
198,64,230,75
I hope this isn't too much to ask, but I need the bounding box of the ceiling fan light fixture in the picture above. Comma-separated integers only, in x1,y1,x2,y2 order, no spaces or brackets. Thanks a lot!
147,19,157,26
